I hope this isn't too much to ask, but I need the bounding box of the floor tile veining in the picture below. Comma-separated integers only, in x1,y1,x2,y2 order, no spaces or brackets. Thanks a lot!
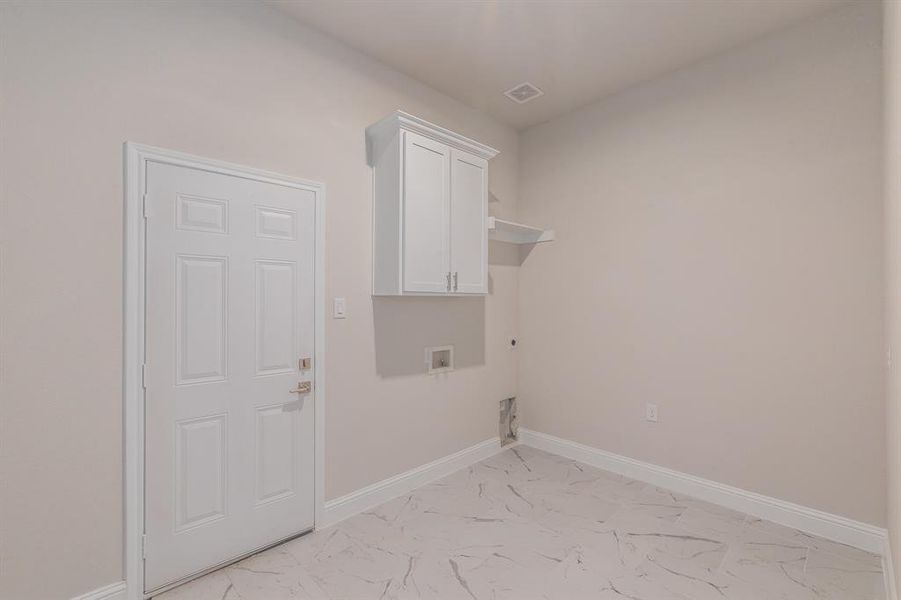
156,446,885,599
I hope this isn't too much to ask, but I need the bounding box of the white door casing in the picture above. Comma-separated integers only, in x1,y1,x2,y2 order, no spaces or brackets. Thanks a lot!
449,149,488,294
124,144,325,599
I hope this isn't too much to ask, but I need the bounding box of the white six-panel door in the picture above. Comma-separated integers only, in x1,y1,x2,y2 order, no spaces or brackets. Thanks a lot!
144,161,316,592
450,149,488,294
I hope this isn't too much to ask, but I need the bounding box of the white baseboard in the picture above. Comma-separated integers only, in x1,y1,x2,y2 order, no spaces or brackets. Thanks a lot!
886,537,899,600
70,581,126,600
319,437,504,528
99,432,895,599
518,428,887,555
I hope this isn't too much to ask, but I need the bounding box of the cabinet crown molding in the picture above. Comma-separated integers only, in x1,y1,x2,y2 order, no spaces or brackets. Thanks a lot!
367,110,499,166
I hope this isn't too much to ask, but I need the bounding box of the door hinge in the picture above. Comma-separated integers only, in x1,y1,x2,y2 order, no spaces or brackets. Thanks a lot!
141,364,147,389
142,534,147,559
142,194,149,220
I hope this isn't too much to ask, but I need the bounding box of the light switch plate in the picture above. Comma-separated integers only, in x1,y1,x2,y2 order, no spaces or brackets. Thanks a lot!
646,403,658,423
333,297,346,319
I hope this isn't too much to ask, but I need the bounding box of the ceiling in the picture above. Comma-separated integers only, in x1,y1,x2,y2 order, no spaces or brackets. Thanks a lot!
273,0,848,130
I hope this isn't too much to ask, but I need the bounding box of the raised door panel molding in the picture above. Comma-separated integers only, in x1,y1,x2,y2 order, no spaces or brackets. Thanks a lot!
176,255,228,385
176,194,228,234
174,414,228,532
255,205,297,240
255,404,297,505
255,260,297,375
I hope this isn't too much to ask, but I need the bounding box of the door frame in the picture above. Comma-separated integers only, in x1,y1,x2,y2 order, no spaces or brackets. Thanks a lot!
123,142,326,599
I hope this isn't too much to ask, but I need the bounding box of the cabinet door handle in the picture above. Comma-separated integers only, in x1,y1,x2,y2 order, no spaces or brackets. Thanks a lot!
453,271,458,291
446,272,452,291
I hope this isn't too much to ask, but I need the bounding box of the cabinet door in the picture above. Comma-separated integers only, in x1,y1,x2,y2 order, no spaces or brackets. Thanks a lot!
450,148,488,294
403,131,450,293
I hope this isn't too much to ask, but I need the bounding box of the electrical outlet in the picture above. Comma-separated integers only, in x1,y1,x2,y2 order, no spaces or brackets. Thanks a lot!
645,403,658,423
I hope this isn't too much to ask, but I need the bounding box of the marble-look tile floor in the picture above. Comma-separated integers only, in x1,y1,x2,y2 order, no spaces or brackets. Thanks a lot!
156,446,885,600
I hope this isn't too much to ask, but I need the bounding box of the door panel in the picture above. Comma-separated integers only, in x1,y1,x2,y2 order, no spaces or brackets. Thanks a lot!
175,414,227,531
176,255,228,384
255,260,296,375
255,404,297,505
450,149,488,294
144,161,316,592
176,194,228,234
403,131,450,293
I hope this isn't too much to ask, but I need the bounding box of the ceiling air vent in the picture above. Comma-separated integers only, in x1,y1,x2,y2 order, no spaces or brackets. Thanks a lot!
503,82,544,104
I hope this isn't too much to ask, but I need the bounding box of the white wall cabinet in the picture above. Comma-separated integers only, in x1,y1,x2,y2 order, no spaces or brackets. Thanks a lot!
367,111,497,295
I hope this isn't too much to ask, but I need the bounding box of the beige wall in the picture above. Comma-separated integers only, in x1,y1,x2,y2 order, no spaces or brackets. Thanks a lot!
518,2,885,526
885,0,901,593
0,1,891,598
0,2,518,598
